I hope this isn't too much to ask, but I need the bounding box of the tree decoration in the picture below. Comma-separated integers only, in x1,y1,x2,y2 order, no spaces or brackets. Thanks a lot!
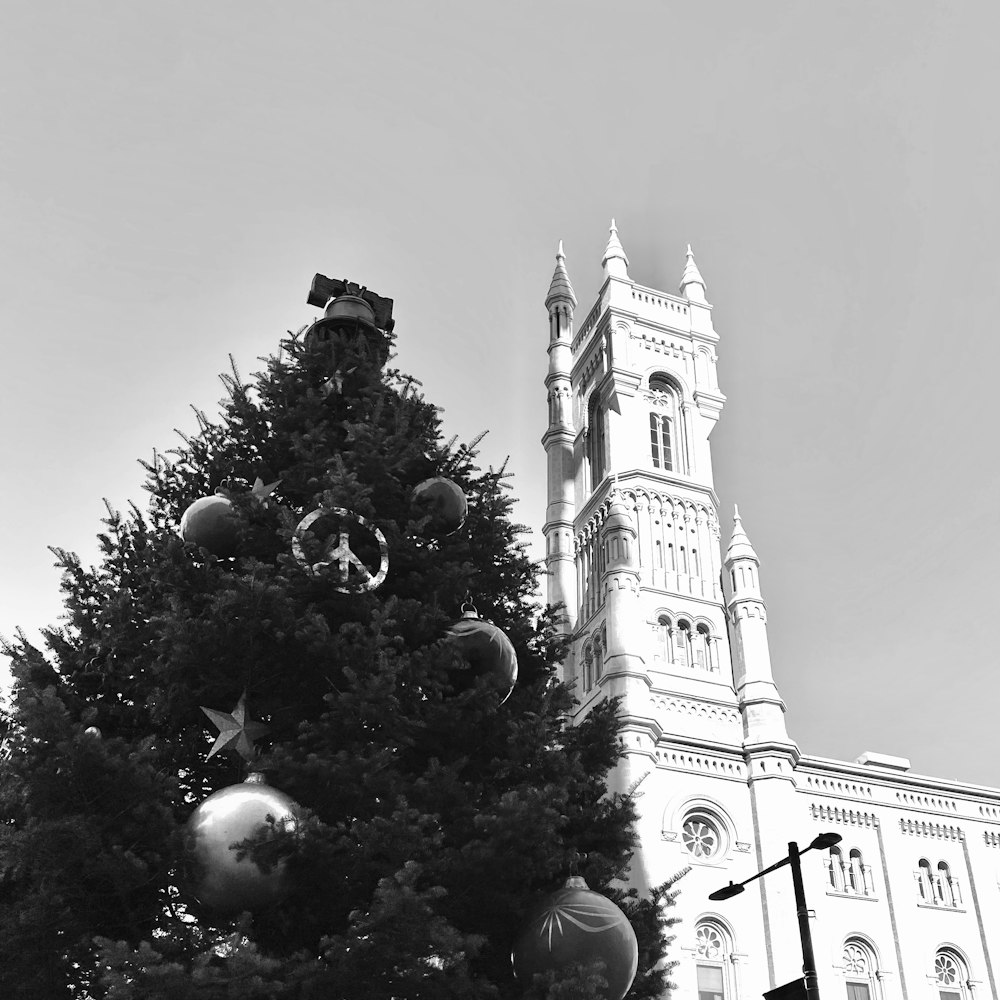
83,726,102,739
179,491,239,558
249,476,282,507
446,602,518,703
411,476,468,537
512,875,639,1000
184,772,300,915
292,506,389,592
179,480,279,558
201,692,269,762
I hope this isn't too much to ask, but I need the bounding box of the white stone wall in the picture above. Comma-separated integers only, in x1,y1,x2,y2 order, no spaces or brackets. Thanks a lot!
543,237,1000,1000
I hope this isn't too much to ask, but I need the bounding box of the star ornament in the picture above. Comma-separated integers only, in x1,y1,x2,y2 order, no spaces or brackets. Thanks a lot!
200,692,270,762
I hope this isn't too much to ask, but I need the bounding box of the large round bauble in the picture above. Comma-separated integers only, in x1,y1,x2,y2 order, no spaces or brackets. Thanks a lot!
512,876,638,1000
179,495,240,558
412,477,467,537
446,607,518,704
184,773,299,915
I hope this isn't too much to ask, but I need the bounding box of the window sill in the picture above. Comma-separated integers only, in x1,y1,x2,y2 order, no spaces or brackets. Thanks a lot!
917,902,966,913
826,890,879,903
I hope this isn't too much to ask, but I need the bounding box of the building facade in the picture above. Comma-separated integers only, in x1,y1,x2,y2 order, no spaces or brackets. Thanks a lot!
542,223,1000,1000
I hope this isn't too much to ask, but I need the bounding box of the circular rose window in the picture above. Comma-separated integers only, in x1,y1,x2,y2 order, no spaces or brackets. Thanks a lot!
682,813,723,859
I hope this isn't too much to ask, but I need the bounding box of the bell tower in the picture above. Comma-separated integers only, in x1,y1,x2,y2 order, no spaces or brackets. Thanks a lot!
542,222,738,749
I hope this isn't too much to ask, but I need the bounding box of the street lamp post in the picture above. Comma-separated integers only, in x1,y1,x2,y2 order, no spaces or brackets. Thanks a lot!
708,832,842,1000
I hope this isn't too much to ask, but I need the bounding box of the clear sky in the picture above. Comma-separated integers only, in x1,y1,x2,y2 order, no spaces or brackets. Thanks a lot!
2,2,998,785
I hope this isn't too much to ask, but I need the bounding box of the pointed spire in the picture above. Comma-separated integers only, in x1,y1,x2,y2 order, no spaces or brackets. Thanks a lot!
602,218,630,279
545,240,577,310
680,243,707,302
725,504,759,564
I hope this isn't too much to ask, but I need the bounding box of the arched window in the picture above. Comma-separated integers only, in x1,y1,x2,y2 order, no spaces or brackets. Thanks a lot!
656,615,672,663
694,920,734,1000
676,620,692,667
936,861,960,907
582,643,594,692
847,849,863,894
593,631,604,683
587,395,606,488
842,938,878,1000
648,373,679,473
935,948,970,1000
917,858,933,902
695,624,710,669
828,846,845,891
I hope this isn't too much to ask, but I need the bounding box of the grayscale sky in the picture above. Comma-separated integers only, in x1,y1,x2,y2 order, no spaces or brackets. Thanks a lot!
2,2,998,786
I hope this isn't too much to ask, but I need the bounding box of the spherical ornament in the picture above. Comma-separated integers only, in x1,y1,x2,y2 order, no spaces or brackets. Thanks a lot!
179,494,239,558
446,603,517,704
512,876,638,1000
184,773,299,915
412,477,467,537
83,726,102,739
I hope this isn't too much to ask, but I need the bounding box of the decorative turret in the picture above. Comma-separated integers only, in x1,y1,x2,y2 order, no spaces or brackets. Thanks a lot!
600,491,644,675
545,240,577,311
725,504,759,568
679,244,707,303
602,219,630,280
724,507,792,750
542,242,578,634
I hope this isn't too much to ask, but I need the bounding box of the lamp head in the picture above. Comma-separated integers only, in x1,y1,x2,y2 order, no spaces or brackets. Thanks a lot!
809,832,843,851
708,881,745,902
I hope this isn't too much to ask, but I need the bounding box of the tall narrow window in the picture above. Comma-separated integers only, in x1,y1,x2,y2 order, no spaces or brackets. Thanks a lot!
657,615,672,663
936,861,955,906
695,921,732,1000
676,621,691,667
842,940,877,1000
917,858,933,901
695,624,710,668
828,846,844,890
582,645,594,692
648,373,679,473
649,413,673,470
848,850,864,894
588,396,606,487
935,949,969,1000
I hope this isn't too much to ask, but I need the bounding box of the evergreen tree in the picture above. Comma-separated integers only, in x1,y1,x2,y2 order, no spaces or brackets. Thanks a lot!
0,282,678,999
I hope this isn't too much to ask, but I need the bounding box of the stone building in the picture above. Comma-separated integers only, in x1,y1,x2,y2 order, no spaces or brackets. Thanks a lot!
541,222,1000,1000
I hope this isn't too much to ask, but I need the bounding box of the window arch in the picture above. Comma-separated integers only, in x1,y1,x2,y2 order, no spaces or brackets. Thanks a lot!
847,849,863,894
647,373,681,473
581,642,594,693
656,614,672,663
592,629,604,684
841,937,879,1000
915,857,961,907
587,394,606,489
935,948,970,1000
828,846,845,891
918,858,933,902
694,920,735,1000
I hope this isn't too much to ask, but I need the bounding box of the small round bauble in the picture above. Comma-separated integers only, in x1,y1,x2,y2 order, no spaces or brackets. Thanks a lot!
184,773,299,915
412,477,467,537
83,726,102,739
179,494,240,558
512,876,638,1000
446,604,518,704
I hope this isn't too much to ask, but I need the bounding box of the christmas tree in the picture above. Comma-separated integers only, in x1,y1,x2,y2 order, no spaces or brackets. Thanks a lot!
0,277,679,999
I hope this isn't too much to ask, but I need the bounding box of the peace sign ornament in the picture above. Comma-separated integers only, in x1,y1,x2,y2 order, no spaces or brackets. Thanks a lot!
292,507,389,593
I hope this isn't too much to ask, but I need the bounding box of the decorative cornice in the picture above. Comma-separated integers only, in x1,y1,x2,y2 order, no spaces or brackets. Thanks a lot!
899,818,963,841
810,803,879,828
